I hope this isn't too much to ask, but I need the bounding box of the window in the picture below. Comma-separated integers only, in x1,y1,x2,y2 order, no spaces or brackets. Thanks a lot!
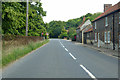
104,32,107,43
95,22,97,29
119,35,120,48
107,31,110,43
95,33,97,42
105,17,108,26
119,12,120,24
104,31,111,43
87,34,89,38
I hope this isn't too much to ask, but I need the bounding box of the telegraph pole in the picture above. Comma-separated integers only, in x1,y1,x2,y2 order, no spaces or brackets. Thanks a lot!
26,0,28,36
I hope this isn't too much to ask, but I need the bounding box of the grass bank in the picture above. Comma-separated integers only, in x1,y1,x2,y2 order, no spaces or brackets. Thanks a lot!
2,39,49,67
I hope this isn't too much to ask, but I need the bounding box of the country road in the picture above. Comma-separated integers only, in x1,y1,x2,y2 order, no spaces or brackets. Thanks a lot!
2,39,119,79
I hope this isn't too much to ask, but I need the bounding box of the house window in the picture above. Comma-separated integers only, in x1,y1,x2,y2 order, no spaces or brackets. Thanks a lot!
105,17,108,26
87,34,89,38
107,31,110,43
104,32,107,43
95,22,97,29
95,33,97,42
119,12,120,24
119,35,120,48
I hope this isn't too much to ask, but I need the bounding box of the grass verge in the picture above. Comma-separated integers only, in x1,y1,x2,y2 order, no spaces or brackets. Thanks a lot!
2,39,49,67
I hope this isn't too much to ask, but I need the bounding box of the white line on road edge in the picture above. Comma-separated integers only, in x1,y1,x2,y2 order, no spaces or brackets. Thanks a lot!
80,65,97,80
69,53,76,60
65,48,68,52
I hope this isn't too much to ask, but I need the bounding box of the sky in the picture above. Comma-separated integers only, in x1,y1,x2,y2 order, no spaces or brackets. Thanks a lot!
41,0,120,23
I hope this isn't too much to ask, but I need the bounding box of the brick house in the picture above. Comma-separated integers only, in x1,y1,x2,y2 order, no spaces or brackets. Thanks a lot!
92,2,120,51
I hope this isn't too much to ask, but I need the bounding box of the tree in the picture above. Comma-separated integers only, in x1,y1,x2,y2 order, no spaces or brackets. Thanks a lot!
59,29,68,39
2,2,47,36
48,21,65,38
68,27,76,39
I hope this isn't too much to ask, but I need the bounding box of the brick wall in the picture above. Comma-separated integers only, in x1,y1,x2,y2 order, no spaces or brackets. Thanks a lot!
92,11,119,51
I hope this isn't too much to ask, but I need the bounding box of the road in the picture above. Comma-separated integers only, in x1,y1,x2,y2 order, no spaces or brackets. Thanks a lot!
2,39,119,79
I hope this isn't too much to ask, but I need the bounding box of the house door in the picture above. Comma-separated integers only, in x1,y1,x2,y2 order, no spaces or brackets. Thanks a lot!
98,33,100,47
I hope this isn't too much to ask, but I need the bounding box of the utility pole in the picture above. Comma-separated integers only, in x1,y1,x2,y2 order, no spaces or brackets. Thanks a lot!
26,0,29,36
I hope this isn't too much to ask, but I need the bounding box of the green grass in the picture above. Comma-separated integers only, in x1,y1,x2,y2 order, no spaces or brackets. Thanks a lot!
2,39,49,67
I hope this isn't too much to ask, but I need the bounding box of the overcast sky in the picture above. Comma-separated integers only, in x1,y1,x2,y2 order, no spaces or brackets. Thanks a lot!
41,0,119,23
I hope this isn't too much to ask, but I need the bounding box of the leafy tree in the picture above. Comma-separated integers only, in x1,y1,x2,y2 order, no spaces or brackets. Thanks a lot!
48,21,65,38
59,29,68,39
68,27,76,39
2,2,47,36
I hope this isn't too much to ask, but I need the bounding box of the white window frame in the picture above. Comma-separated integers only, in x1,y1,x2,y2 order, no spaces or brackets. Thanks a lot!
95,33,97,42
105,17,108,26
104,31,107,43
95,22,97,29
107,31,110,43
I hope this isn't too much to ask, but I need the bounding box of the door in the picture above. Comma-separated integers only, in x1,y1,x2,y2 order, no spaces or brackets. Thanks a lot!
98,33,100,47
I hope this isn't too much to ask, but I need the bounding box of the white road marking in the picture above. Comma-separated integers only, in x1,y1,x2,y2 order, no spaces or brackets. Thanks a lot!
59,40,77,60
69,53,76,60
65,48,68,52
80,64,97,80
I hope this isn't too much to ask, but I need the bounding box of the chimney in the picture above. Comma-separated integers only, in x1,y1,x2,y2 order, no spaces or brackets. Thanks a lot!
104,4,112,12
83,16,85,23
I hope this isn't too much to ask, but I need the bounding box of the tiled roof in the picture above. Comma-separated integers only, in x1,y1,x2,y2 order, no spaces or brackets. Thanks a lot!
77,16,86,29
93,1,120,22
80,19,91,31
85,27,93,33
77,22,84,29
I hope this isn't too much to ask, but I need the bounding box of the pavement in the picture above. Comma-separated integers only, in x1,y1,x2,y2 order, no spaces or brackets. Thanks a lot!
2,39,119,79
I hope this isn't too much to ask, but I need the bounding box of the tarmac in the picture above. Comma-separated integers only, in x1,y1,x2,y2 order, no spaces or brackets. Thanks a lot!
72,41,119,59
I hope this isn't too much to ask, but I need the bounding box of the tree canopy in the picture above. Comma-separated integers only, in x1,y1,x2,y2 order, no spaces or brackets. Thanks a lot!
2,2,47,36
48,12,102,38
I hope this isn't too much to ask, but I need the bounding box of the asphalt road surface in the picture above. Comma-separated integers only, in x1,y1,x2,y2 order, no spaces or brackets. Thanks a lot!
2,39,119,79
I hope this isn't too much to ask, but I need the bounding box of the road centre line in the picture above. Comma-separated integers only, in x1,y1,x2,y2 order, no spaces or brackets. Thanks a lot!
59,40,77,60
80,64,97,80
65,48,68,52
69,53,76,60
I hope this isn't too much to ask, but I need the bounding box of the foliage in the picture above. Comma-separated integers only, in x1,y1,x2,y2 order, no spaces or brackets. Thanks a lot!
48,12,102,38
59,29,68,39
2,2,47,36
65,12,102,29
71,33,76,41
48,21,65,38
68,27,76,39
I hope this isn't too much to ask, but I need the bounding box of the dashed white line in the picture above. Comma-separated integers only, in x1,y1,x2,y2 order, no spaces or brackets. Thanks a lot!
59,40,77,60
65,48,68,52
69,53,76,60
80,64,97,80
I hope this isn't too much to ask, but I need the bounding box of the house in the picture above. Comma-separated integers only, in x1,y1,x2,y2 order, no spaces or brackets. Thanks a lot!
80,19,91,44
76,16,92,44
76,16,85,42
92,2,120,51
83,25,94,44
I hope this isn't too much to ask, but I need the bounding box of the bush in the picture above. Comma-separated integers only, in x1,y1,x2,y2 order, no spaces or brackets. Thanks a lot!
71,33,76,41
